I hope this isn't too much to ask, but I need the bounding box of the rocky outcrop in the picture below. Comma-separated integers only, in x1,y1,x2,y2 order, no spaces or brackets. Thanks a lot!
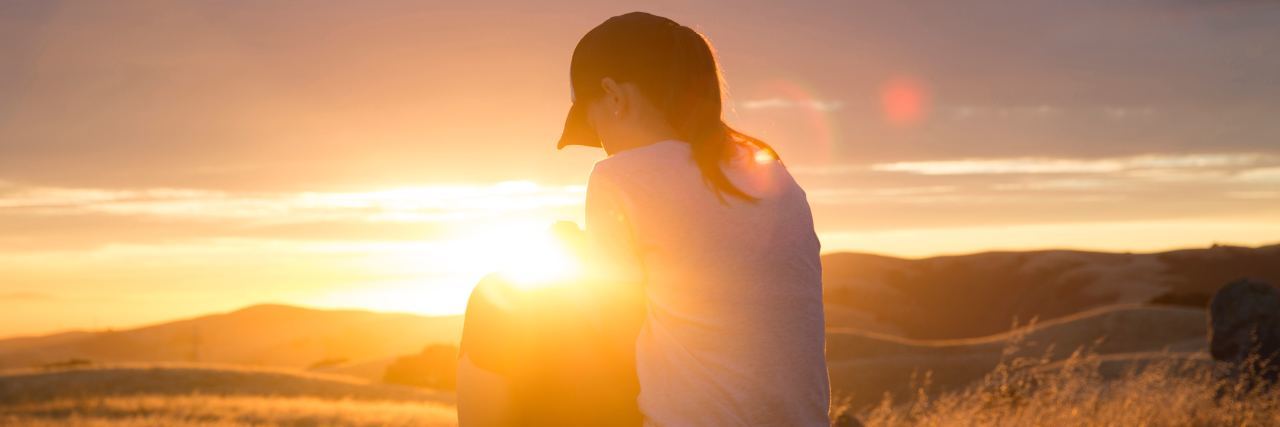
1208,278,1280,388
382,344,459,390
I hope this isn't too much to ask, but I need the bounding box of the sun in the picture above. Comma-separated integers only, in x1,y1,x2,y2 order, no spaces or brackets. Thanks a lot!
308,220,587,315
494,226,584,290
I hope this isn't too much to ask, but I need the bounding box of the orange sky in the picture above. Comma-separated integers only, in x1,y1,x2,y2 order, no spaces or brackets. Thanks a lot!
2,1,1279,337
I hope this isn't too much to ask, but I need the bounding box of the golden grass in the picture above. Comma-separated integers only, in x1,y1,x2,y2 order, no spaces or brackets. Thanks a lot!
0,394,456,426
0,362,454,404
0,363,458,426
826,304,1211,411
7,346,1277,426
840,349,1280,427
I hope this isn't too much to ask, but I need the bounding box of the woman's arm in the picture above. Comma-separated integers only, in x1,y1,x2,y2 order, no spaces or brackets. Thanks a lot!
584,164,646,288
456,275,521,426
455,353,512,426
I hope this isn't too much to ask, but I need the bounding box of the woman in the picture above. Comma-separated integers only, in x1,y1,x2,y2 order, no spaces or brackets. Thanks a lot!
459,11,830,426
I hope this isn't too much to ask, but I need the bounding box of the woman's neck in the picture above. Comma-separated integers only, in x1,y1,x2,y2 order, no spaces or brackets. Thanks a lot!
604,122,682,156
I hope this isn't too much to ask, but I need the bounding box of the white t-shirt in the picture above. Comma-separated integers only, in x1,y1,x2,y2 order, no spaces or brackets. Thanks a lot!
584,139,830,427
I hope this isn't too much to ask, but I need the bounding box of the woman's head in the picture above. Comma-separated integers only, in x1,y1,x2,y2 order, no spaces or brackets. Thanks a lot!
557,12,778,203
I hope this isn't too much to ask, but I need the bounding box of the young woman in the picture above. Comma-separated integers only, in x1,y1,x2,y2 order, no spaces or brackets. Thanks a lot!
458,11,830,426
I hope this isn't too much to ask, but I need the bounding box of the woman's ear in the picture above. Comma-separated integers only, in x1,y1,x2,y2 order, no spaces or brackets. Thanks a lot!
600,77,625,118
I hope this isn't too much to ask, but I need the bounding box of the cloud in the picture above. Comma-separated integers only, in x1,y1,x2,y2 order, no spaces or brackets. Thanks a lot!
1226,191,1280,200
1237,167,1280,183
943,105,1159,121
805,186,960,204
0,291,59,301
818,219,1280,259
948,105,1063,120
866,153,1272,176
0,181,586,224
787,151,1280,224
1101,106,1157,120
739,98,844,112
989,178,1116,191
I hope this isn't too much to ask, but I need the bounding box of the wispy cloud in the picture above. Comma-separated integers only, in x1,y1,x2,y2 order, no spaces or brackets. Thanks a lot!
739,98,844,112
948,105,1063,119
1226,191,1280,200
0,291,59,301
1237,167,1280,183
988,178,1117,191
805,186,961,204
867,153,1272,176
790,152,1280,211
943,105,1158,120
1102,106,1157,120
0,181,586,224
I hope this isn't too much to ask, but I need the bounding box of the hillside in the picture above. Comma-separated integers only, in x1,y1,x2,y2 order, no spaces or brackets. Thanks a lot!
0,304,463,371
1,242,1269,415
822,243,1280,339
825,304,1212,410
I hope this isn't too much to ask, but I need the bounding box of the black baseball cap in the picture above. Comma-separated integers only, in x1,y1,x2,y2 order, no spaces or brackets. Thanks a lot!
556,12,688,150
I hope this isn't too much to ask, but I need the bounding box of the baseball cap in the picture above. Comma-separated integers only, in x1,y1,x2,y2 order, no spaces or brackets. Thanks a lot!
556,12,686,150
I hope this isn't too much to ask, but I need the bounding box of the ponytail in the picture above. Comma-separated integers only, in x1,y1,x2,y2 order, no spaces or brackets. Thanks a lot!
659,26,779,204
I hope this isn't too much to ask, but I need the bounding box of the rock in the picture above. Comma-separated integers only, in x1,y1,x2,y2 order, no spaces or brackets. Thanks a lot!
1208,278,1280,388
382,344,459,390
832,412,865,427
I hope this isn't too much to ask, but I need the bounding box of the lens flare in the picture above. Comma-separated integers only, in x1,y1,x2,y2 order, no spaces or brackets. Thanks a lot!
880,76,929,126
738,78,840,165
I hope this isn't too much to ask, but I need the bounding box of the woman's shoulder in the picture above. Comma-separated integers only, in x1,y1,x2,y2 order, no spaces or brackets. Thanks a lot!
592,139,806,201
586,139,691,193
597,139,689,168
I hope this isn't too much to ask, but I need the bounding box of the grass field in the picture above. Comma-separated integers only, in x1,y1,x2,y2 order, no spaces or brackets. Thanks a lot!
0,363,457,426
1,394,456,426
4,342,1278,426
841,350,1280,426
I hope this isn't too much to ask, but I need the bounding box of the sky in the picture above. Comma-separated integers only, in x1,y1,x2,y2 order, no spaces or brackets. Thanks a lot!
2,0,1279,336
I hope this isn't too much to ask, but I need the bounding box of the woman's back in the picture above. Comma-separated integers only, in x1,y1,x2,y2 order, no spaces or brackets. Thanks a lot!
586,139,830,426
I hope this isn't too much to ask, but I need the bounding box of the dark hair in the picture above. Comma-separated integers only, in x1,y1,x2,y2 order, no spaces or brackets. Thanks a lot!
658,24,780,204
574,12,780,204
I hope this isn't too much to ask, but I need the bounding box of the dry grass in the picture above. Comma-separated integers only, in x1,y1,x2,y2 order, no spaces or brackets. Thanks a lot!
7,349,1278,426
0,363,458,426
0,394,456,426
0,362,454,404
839,348,1280,427
826,304,1211,410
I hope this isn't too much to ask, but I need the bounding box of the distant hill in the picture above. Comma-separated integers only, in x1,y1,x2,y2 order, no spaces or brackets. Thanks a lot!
826,304,1208,361
822,243,1280,339
0,330,94,355
0,304,462,371
4,242,1271,396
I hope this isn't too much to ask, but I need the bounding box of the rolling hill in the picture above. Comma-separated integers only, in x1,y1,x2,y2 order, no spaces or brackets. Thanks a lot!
0,304,462,372
821,243,1280,339
2,243,1271,419
825,304,1213,410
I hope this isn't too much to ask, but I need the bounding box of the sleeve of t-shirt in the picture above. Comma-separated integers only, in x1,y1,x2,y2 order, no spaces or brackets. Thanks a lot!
584,163,646,287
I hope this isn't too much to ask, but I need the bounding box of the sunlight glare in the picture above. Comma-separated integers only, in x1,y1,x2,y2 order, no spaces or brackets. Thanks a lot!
493,225,584,290
754,148,775,165
317,219,586,315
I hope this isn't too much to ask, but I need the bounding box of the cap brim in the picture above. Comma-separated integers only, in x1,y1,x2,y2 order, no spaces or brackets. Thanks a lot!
556,102,601,150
